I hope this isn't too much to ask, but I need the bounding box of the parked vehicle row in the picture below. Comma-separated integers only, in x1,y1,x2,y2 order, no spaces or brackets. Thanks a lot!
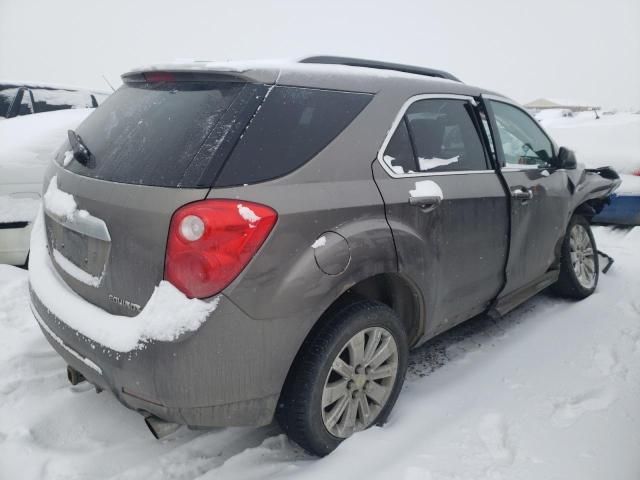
16,57,628,456
0,82,108,120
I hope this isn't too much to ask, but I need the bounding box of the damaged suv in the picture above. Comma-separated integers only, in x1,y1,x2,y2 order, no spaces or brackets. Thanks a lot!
30,56,621,456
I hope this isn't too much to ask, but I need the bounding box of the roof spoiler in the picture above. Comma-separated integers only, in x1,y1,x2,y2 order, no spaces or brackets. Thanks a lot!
299,55,461,82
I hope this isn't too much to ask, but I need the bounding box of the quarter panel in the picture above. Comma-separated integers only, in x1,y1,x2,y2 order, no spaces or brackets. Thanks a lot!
210,179,397,321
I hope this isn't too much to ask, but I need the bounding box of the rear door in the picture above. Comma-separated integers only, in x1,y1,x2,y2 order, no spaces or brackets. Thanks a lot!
482,96,572,299
373,94,509,337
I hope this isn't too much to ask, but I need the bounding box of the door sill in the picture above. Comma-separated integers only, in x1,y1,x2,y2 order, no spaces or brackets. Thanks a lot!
488,270,559,317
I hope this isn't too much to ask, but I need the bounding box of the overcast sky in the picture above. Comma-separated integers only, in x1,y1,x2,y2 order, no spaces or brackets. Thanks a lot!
1,0,638,109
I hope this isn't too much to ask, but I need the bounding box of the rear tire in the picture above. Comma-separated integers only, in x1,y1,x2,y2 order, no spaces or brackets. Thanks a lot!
276,300,408,456
553,215,599,299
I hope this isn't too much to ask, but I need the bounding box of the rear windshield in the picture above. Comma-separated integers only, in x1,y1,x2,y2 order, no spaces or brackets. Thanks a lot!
58,81,371,188
59,80,259,187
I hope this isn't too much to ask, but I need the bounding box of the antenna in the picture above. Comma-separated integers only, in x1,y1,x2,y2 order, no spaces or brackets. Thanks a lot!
102,74,116,92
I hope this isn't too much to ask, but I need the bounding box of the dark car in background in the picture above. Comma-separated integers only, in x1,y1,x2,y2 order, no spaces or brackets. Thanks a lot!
29,57,623,457
0,82,109,119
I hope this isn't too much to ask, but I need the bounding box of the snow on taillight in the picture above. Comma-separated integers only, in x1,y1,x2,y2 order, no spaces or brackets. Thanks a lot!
165,200,277,299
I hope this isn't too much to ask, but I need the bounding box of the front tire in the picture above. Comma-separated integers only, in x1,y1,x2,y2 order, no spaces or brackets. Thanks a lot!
276,300,408,456
553,215,599,299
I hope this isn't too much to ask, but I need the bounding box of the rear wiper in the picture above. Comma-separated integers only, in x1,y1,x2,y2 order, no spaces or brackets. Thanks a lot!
67,129,93,165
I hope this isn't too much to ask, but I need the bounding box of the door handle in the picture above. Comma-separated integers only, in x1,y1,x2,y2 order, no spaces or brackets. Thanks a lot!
511,188,533,201
408,195,441,210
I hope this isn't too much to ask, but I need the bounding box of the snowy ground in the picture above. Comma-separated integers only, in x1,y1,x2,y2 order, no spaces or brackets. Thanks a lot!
1,227,639,479
0,111,639,479
541,111,640,194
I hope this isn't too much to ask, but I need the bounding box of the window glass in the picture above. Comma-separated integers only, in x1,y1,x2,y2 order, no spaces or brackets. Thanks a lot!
64,81,250,187
405,99,488,172
31,88,96,113
0,87,18,117
383,119,416,174
479,111,495,155
18,90,34,116
216,86,372,187
490,101,553,168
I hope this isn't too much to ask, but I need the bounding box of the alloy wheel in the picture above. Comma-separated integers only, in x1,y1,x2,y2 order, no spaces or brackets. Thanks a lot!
321,327,399,438
569,224,596,289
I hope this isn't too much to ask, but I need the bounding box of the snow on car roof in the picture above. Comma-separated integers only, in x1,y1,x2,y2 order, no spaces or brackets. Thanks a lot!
124,58,490,98
0,108,93,166
0,79,110,96
125,57,460,84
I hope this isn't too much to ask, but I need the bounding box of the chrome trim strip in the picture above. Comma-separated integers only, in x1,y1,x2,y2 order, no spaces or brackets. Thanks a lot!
44,209,111,243
376,93,491,179
32,305,103,375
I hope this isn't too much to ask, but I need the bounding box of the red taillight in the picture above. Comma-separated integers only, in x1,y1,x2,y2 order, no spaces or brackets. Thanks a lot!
165,200,277,298
143,71,176,83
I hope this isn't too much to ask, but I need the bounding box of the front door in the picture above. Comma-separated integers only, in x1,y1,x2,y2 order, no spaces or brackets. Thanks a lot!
482,97,573,299
373,95,509,338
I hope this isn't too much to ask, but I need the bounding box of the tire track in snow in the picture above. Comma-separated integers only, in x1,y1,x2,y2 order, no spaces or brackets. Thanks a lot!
551,387,617,428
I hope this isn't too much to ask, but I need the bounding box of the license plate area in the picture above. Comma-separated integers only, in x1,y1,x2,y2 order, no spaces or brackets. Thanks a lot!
45,214,111,279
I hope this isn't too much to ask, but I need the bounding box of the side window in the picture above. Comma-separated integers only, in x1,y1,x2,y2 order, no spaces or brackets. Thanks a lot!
489,101,554,168
216,86,372,187
407,99,488,172
18,89,34,116
479,110,496,156
383,119,416,174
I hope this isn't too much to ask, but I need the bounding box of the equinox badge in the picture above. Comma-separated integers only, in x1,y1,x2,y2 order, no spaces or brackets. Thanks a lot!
108,294,141,312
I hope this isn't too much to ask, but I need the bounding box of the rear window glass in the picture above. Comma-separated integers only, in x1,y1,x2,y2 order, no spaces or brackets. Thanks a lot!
60,80,257,187
215,86,372,187
384,119,417,174
405,99,488,172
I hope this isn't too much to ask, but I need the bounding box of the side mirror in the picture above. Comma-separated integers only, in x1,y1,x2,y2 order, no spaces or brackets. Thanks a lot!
555,146,577,169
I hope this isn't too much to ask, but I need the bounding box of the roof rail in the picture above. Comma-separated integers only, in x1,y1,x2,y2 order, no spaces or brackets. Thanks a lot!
299,56,461,82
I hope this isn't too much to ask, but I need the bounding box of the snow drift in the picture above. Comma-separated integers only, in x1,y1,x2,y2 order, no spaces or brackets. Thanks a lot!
0,108,92,167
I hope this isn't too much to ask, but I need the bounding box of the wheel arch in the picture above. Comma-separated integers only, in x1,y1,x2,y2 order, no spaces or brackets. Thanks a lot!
279,272,424,399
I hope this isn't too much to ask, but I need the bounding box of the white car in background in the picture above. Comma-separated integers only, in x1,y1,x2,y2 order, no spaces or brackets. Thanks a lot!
0,81,108,120
0,103,99,265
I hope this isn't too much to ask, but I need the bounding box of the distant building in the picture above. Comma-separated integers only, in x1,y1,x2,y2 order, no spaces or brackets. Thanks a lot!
524,98,600,113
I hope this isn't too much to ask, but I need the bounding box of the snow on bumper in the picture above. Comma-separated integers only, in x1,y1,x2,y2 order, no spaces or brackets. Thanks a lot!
29,210,219,352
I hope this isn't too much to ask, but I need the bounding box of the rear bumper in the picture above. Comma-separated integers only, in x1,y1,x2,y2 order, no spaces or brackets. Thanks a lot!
30,287,282,427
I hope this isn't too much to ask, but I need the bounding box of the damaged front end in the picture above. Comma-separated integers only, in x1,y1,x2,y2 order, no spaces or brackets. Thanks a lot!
567,166,639,227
